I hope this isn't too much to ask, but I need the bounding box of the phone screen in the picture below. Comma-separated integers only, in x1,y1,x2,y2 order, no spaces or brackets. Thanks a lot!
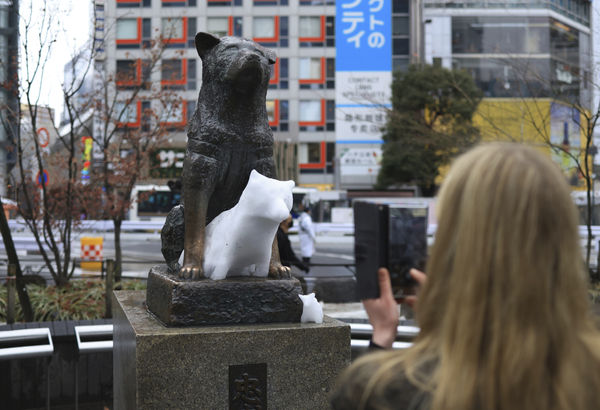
387,206,428,292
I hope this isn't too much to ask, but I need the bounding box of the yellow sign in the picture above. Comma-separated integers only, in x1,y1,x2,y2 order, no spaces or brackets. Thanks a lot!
81,236,103,272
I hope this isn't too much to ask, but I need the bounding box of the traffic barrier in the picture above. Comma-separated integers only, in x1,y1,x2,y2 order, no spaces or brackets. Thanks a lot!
80,237,103,271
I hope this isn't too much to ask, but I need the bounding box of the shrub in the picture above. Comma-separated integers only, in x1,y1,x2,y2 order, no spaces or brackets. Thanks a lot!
0,279,147,322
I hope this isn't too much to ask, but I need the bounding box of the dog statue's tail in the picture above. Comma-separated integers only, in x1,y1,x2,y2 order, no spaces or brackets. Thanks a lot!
161,204,185,273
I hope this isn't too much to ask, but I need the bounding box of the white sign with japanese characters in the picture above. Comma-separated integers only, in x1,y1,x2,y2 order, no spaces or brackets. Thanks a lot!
339,147,382,176
335,0,391,145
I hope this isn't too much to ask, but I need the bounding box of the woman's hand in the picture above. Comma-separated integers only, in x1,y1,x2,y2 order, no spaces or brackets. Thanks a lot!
403,268,427,309
362,268,399,349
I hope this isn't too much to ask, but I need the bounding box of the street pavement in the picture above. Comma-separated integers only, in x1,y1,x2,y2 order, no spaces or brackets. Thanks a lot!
0,231,356,280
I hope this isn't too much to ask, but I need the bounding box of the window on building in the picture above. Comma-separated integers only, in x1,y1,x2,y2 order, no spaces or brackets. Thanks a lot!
299,142,322,164
392,16,409,36
115,101,141,127
299,100,323,124
162,17,184,39
117,0,151,8
117,18,151,48
161,0,196,6
326,142,335,173
116,59,150,89
161,59,187,89
300,0,334,5
392,0,408,13
299,16,334,47
160,99,187,127
117,18,139,41
452,16,550,55
299,57,322,80
253,16,288,47
254,17,275,39
266,100,277,125
254,0,288,5
0,8,8,27
207,0,242,6
299,16,322,39
266,99,289,131
207,17,229,37
269,58,288,89
299,141,330,174
299,57,334,90
452,57,554,98
326,57,335,89
187,17,197,47
187,59,197,90
393,38,409,55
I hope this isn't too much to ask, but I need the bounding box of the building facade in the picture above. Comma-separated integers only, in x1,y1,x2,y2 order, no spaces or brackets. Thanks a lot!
0,0,19,197
423,0,591,106
101,0,410,190
422,0,592,189
101,0,593,191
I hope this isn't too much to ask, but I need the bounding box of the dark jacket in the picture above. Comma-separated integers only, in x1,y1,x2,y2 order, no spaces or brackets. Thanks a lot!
277,227,308,272
330,352,431,410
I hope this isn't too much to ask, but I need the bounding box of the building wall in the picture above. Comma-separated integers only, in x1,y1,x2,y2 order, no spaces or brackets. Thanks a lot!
0,0,19,197
423,2,592,189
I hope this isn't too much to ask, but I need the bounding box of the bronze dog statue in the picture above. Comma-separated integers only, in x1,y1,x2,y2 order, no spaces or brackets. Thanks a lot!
161,32,290,280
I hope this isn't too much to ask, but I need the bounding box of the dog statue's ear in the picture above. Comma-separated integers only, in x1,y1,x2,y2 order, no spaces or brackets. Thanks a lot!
195,32,221,59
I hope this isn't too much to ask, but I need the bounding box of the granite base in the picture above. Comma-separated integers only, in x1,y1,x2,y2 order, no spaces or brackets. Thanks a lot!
146,264,304,326
113,291,351,410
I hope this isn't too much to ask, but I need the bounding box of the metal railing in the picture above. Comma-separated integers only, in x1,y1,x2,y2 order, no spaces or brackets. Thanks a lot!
348,322,419,350
0,328,54,409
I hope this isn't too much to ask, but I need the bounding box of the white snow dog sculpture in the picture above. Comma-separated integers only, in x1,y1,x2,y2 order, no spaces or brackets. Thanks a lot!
202,169,294,280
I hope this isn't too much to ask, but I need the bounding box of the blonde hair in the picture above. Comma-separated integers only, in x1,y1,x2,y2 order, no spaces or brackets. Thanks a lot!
347,143,600,410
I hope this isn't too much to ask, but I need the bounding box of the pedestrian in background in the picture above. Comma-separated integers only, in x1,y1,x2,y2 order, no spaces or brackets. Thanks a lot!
331,143,600,410
277,215,309,273
298,203,316,267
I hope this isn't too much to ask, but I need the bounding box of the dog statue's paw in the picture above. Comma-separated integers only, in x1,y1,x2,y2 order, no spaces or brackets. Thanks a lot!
179,264,204,280
268,262,291,279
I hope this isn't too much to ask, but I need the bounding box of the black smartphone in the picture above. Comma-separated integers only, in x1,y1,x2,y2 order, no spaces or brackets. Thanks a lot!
354,200,428,300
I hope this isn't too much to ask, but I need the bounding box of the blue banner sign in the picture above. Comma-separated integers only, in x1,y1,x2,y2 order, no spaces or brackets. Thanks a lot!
336,0,392,72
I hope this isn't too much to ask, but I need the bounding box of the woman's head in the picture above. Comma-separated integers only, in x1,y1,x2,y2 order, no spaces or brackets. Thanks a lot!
414,142,597,409
421,143,587,335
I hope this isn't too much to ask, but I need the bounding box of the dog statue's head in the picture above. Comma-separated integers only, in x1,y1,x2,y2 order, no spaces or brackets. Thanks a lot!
195,32,276,95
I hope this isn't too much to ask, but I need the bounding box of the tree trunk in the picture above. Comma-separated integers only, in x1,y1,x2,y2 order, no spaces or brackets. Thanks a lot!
0,196,34,321
113,218,123,283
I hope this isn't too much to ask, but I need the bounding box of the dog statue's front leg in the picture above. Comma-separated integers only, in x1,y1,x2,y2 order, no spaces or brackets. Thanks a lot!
180,190,207,280
180,150,218,280
268,236,291,279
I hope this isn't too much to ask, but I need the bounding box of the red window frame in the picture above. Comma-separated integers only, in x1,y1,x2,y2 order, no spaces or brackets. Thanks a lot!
299,57,326,85
117,100,142,128
160,102,188,127
161,59,188,86
228,16,235,36
299,16,325,43
162,17,188,45
253,16,279,43
117,59,143,87
269,59,280,85
116,18,142,45
299,99,326,127
267,99,280,127
299,141,326,170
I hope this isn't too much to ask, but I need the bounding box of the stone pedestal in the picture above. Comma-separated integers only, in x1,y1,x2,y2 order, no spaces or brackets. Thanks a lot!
113,291,351,410
146,264,304,326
